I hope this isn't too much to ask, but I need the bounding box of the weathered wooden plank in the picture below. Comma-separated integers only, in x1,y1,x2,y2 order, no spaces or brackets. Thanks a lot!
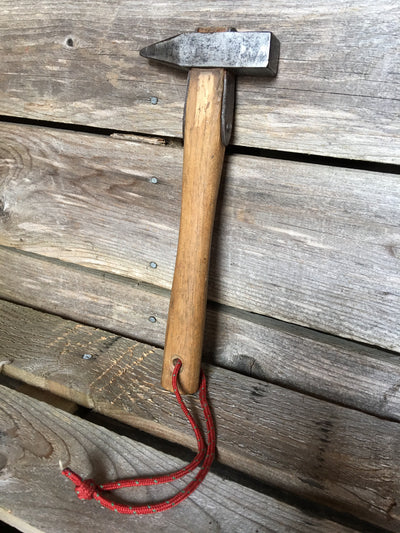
1,302,400,529
1,123,399,350
1,254,400,423
0,1,398,163
0,386,376,533
0,246,166,348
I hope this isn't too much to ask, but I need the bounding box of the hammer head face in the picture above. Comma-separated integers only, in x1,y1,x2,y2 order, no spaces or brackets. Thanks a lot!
140,31,279,77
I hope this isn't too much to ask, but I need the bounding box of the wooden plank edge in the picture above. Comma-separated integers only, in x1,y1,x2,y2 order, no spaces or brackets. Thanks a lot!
0,511,44,533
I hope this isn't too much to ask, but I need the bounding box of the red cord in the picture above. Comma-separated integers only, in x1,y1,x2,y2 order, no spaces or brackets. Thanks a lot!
61,360,216,514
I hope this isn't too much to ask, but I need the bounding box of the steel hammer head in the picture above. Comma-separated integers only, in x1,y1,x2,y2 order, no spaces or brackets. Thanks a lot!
140,30,279,77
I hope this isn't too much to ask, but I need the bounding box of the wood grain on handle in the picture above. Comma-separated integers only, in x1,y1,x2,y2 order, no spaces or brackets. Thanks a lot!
162,68,226,394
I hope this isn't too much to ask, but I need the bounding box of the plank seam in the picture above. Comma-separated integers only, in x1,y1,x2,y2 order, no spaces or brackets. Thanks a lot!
1,115,399,174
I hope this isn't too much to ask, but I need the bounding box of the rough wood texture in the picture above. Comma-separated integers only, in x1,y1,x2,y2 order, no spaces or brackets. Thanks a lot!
0,1,398,163
0,386,375,533
1,301,400,530
1,123,399,351
2,250,400,423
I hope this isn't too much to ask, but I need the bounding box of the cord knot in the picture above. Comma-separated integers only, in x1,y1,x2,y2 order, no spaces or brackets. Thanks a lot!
62,468,99,501
75,478,98,500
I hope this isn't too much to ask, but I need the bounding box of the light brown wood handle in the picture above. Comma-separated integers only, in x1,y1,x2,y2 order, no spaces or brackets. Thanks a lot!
162,68,226,394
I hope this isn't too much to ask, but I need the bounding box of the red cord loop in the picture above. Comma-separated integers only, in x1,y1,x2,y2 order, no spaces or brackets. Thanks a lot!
61,360,216,514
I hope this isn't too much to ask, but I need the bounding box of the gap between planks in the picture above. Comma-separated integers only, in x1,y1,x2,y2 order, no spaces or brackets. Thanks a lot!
1,115,399,175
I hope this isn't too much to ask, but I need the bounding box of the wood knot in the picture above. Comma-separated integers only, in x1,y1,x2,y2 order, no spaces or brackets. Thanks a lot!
387,244,400,259
0,198,10,221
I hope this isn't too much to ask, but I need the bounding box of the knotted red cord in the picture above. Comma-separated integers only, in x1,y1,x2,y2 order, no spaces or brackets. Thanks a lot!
61,360,216,514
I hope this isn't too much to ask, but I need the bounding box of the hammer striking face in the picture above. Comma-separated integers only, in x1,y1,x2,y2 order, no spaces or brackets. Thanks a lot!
140,29,279,394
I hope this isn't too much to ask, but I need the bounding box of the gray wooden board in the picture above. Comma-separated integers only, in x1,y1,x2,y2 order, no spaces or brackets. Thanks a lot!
1,301,400,530
0,1,399,163
0,123,399,351
1,252,400,423
0,386,372,533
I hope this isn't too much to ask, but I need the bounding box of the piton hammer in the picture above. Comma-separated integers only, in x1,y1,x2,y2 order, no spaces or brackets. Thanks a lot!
140,29,279,394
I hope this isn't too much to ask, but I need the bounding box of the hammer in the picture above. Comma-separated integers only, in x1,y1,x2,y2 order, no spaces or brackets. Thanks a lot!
140,29,279,394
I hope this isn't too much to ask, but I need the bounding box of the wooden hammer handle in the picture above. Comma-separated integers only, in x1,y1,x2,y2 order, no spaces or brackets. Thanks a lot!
162,68,226,394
